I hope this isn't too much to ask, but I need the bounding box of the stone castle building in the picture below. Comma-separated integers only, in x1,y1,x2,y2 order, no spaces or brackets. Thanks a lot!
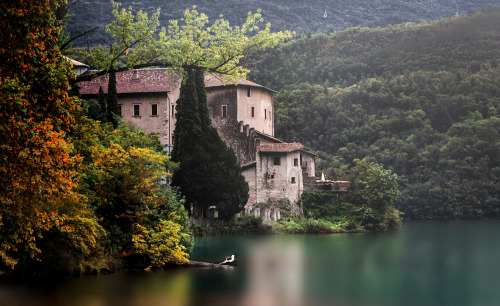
79,68,348,220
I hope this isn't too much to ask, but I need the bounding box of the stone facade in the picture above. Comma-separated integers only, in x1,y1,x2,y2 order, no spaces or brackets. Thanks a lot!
78,68,340,221
79,69,179,148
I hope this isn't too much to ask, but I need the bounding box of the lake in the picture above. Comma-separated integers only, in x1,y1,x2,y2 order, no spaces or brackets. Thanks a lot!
1,220,500,306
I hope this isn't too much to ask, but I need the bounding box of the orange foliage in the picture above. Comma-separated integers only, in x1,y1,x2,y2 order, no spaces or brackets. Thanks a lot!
0,0,102,273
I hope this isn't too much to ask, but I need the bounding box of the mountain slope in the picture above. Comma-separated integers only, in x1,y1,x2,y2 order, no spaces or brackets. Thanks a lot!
245,8,500,90
246,9,500,219
66,0,498,47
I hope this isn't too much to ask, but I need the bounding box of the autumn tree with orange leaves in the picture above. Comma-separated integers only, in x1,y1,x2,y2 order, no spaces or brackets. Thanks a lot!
0,0,103,274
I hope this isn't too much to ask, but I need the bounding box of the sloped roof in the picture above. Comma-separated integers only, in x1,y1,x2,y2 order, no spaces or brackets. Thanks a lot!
260,143,304,153
78,68,178,95
63,56,88,68
254,131,283,143
78,68,274,95
260,142,318,157
204,75,276,93
241,161,257,168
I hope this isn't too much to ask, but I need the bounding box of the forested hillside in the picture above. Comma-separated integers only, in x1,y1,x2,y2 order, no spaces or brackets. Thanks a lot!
245,9,500,89
66,2,500,220
245,9,500,219
67,0,498,47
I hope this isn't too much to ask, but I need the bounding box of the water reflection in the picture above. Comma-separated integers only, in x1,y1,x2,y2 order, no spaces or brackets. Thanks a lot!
2,221,500,306
241,237,304,306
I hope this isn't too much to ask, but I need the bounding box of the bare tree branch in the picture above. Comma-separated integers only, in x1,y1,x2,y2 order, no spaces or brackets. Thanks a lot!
61,26,100,50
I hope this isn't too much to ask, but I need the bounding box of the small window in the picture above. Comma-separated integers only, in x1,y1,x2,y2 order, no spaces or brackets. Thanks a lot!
273,157,281,166
222,105,227,118
171,104,175,117
265,109,267,119
270,174,274,179
151,104,158,116
291,177,296,184
294,158,298,166
118,104,122,117
251,107,255,117
133,104,140,117
247,88,251,97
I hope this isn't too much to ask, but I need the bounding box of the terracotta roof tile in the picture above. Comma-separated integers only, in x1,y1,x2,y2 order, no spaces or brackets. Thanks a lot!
254,131,283,143
260,143,304,153
78,69,273,95
204,75,276,93
78,68,178,95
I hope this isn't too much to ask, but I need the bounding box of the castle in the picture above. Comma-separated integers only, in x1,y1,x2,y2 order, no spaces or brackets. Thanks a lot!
78,68,349,221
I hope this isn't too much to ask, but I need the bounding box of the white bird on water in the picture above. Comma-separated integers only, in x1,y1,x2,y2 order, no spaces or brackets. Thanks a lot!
220,255,235,265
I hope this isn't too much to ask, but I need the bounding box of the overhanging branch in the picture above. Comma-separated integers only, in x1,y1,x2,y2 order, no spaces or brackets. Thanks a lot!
61,26,100,50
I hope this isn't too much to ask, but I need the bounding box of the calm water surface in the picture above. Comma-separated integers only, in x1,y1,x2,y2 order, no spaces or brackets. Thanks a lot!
1,220,500,306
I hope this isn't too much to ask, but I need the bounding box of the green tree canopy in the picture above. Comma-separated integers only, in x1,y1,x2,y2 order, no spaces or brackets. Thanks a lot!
83,1,291,82
353,158,399,213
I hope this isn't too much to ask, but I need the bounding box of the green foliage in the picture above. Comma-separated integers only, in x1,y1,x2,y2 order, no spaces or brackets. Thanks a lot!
301,192,357,220
84,2,290,81
300,160,402,231
354,158,399,213
75,119,192,267
132,215,190,270
192,214,264,236
272,217,345,234
85,99,107,122
86,0,162,70
105,69,119,127
302,194,402,232
246,9,500,90
171,69,249,221
98,86,106,114
230,214,265,234
248,11,500,220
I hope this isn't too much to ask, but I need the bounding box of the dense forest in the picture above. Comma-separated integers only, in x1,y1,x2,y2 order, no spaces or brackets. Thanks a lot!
244,9,500,219
66,0,499,47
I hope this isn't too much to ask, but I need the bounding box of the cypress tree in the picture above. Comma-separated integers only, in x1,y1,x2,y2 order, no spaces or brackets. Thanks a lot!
106,68,119,128
171,69,248,221
98,86,107,117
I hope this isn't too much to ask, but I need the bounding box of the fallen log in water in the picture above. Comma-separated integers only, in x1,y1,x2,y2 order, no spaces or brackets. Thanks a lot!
184,261,234,269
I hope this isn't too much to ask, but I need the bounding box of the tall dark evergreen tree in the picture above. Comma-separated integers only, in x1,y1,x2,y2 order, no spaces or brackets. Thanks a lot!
171,69,249,221
106,68,119,128
98,86,106,115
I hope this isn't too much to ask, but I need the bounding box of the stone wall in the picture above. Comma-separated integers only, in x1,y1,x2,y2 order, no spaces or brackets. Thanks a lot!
254,151,303,215
207,87,258,165
112,93,170,145
236,86,274,136
242,164,257,209
300,152,316,178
